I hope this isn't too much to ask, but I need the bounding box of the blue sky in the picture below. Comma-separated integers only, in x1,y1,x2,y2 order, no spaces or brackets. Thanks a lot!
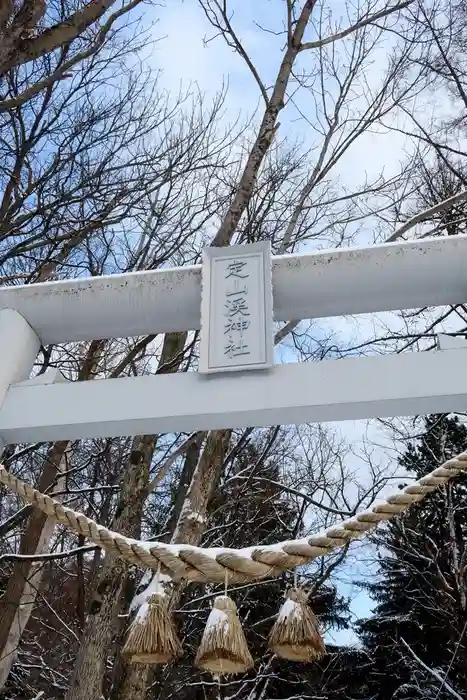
149,0,417,214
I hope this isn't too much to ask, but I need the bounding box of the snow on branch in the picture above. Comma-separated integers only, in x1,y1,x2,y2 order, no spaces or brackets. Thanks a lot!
400,637,464,700
0,545,97,563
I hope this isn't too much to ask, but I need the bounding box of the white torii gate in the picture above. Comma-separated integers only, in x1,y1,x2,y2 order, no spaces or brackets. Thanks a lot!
0,234,466,448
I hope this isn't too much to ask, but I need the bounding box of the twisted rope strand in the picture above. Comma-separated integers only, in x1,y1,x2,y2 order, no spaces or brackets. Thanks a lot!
1,451,466,584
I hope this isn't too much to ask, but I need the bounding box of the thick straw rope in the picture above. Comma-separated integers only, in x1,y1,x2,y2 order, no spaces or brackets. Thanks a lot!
1,452,466,584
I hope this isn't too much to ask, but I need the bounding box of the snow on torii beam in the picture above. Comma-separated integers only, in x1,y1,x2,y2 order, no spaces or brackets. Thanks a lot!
0,235,466,444
0,235,466,344
1,348,467,443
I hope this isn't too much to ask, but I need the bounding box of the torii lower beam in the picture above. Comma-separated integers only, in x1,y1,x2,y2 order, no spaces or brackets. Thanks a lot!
1,347,466,443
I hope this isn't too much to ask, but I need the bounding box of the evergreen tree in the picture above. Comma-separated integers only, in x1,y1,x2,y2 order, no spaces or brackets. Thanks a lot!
358,414,467,699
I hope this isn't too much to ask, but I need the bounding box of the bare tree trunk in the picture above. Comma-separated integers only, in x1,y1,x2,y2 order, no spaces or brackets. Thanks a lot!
210,0,315,247
171,429,232,546
162,435,204,541
65,440,152,700
65,332,187,700
0,339,107,689
107,433,204,699
0,440,69,688
112,429,232,700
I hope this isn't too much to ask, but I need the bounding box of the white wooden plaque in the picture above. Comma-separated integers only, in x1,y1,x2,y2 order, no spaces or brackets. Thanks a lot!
199,242,273,374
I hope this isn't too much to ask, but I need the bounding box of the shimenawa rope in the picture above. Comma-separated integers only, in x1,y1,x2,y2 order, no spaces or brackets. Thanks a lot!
1,452,466,585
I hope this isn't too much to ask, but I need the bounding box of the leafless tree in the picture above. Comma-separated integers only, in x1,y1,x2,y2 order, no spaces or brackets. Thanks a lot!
0,0,146,105
0,1,440,699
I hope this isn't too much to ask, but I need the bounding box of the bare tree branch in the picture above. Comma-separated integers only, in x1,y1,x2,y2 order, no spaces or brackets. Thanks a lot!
199,0,269,105
299,0,414,51
387,188,467,241
0,0,143,111
148,432,205,492
400,637,464,700
0,0,142,76
0,545,97,563
227,474,353,516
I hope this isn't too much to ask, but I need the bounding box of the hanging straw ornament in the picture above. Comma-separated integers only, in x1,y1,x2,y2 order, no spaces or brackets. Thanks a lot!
122,576,182,665
195,595,254,675
268,587,325,662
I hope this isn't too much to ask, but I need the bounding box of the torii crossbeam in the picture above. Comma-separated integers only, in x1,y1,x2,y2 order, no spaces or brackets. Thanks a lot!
0,235,466,448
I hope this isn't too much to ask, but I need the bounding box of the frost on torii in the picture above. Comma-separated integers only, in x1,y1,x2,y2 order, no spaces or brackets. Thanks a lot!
0,236,467,442
1,236,467,671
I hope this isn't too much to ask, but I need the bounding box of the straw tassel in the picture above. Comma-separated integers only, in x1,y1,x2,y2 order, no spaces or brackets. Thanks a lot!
268,588,325,662
122,587,182,665
195,595,254,675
